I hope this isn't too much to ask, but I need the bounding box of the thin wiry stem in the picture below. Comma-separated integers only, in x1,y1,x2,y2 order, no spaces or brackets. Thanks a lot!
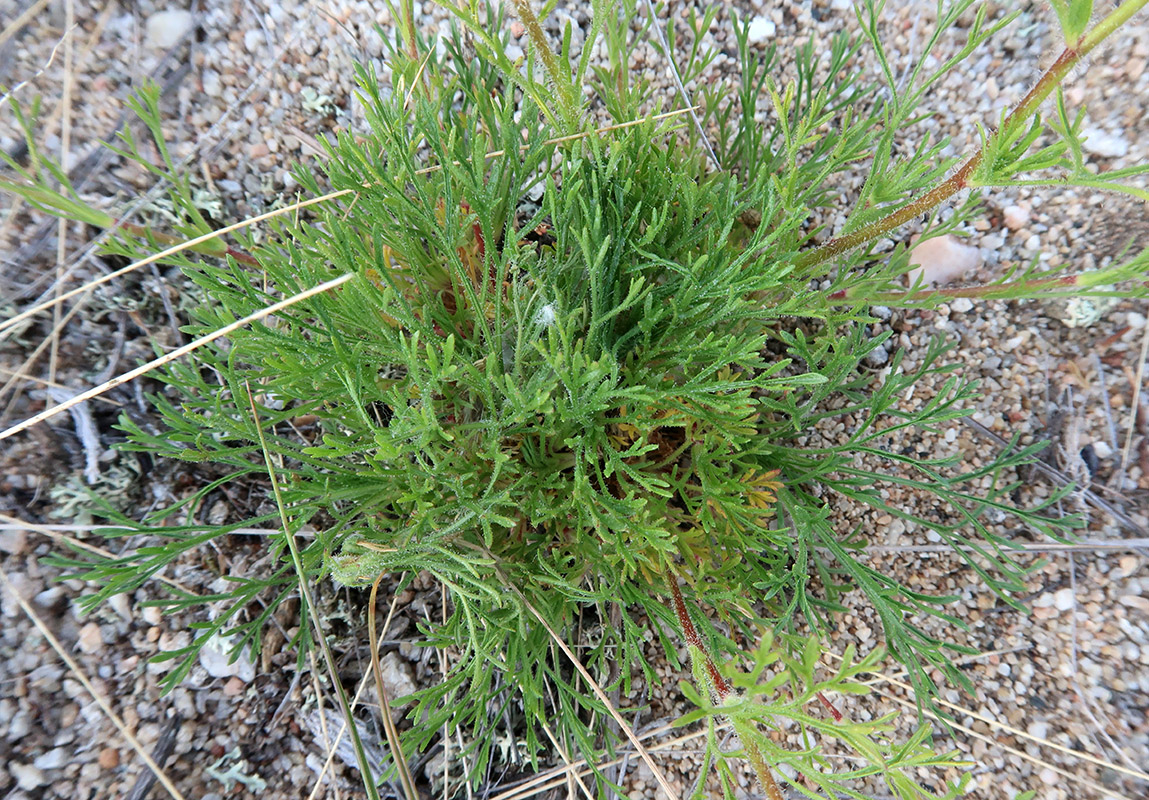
641,0,721,171
246,381,381,800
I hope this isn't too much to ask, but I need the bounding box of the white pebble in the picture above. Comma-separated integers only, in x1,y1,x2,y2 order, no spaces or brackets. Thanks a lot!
1127,311,1147,329
12,763,46,790
950,297,973,313
202,69,222,98
906,234,982,287
1002,204,1029,231
1026,721,1049,740
747,16,776,43
146,10,194,49
1053,588,1075,611
1091,440,1113,459
244,29,263,54
33,747,68,770
108,593,132,621
1081,127,1129,158
198,633,256,682
1033,592,1055,608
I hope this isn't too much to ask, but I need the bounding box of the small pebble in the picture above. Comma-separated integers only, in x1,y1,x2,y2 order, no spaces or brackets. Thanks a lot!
11,763,45,791
951,297,973,313
33,747,68,770
378,652,417,708
77,622,104,654
223,676,247,696
198,633,256,681
0,529,28,555
906,234,982,286
1118,595,1149,614
98,748,120,769
145,10,194,49
1081,126,1130,158
1002,204,1029,231
244,28,263,54
747,17,776,43
1053,588,1075,611
864,345,889,367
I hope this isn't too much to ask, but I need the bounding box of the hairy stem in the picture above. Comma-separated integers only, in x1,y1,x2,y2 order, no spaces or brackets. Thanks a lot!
510,0,581,132
665,567,784,800
797,0,1149,272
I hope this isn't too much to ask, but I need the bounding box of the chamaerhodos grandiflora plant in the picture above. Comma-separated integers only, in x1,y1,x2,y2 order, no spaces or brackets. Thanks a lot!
3,0,1149,797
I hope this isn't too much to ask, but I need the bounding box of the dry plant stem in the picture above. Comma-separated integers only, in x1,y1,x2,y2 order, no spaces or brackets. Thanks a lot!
824,651,1149,785
369,572,419,800
0,191,354,338
0,107,694,341
304,588,406,800
0,512,199,595
664,568,785,800
0,0,50,50
468,543,679,800
0,272,354,441
867,682,1140,799
107,218,261,265
798,0,1149,273
1120,322,1149,478
245,381,381,800
49,0,76,386
640,0,721,171
0,569,189,800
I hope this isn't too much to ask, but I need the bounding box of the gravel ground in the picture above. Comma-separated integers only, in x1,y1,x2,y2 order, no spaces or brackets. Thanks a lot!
1,1,1148,799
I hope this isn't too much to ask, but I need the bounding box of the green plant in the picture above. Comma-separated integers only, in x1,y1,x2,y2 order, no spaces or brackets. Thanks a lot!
3,0,1148,797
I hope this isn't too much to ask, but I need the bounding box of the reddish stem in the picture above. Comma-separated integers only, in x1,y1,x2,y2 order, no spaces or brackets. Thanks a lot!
825,272,1077,304
665,567,785,800
665,568,730,697
111,218,260,266
796,44,1085,272
816,690,843,722
226,247,260,266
